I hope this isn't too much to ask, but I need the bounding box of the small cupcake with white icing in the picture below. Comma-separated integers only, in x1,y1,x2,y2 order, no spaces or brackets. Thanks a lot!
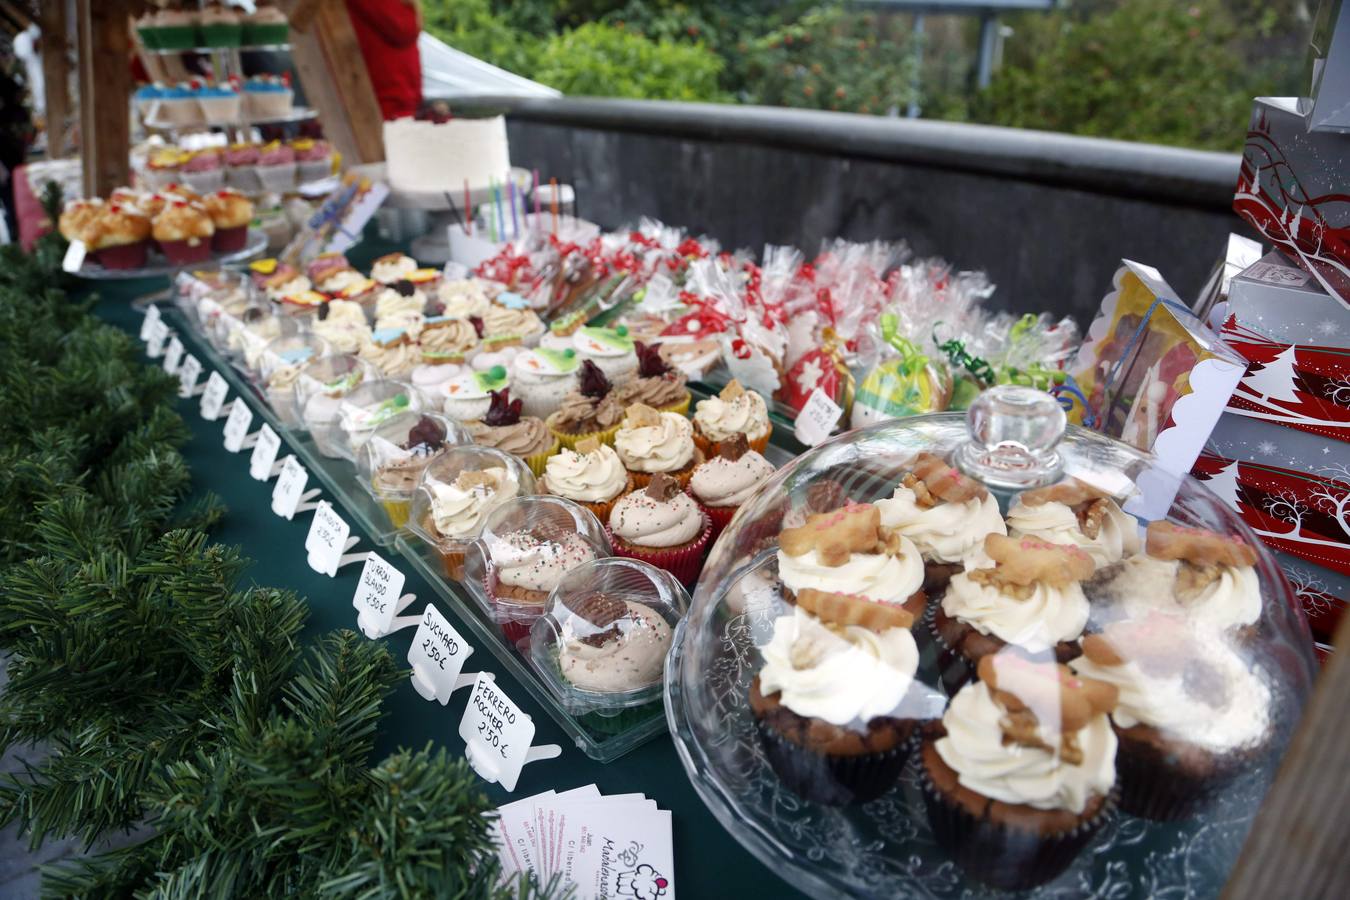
574,324,639,385
688,433,775,537
1007,478,1141,568
613,403,701,490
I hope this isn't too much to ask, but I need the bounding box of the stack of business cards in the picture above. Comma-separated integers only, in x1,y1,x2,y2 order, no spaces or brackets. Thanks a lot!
492,785,674,899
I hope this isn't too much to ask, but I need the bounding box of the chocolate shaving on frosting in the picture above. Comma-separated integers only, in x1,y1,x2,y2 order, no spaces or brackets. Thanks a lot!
393,279,417,297
645,472,682,502
717,433,749,461
571,594,626,647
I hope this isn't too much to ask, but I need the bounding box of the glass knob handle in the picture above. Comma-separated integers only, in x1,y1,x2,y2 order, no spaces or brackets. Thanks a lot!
954,385,1065,490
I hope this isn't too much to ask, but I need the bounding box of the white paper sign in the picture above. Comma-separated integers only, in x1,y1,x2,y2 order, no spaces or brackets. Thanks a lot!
248,423,281,481
1246,260,1313,287
271,455,309,519
62,239,87,273
305,501,350,577
794,388,843,446
459,673,536,791
200,370,229,420
139,303,162,341
145,318,169,358
222,400,254,453
177,354,201,398
162,336,184,374
407,605,473,704
352,551,405,634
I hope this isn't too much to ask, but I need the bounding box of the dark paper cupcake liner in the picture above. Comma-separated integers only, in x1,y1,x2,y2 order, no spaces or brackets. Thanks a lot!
920,752,1117,891
927,608,976,696
755,718,913,807
1113,725,1262,822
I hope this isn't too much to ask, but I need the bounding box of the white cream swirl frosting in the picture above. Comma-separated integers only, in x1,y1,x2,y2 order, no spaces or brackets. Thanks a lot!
614,411,696,473
936,680,1117,814
1114,556,1263,632
1007,498,1141,567
942,569,1089,651
693,390,771,442
374,287,425,321
608,489,705,548
689,451,775,507
428,466,519,540
757,607,919,725
371,254,417,284
877,486,1007,564
776,534,924,606
436,279,491,318
544,445,629,502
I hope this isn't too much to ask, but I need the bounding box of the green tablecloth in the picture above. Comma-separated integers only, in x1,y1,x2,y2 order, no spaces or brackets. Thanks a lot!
82,253,810,900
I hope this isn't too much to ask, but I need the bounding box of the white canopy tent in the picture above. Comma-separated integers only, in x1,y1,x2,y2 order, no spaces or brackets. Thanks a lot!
418,33,559,101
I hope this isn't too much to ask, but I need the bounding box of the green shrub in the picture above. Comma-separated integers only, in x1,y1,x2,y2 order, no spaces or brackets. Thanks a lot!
423,0,543,77
534,22,727,101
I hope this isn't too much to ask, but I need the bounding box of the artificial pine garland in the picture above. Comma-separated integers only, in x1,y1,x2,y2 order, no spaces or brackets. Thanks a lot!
0,226,546,898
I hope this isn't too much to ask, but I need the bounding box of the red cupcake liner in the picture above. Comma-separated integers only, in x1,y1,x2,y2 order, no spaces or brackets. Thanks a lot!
91,241,149,270
159,237,213,266
483,569,545,648
698,502,740,544
605,515,711,586
211,223,248,252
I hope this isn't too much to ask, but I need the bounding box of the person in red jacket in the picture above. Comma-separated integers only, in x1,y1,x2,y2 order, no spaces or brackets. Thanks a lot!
346,0,423,120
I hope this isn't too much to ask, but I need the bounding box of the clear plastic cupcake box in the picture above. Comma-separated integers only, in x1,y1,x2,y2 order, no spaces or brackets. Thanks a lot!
665,385,1317,898
333,379,428,463
259,334,331,429
355,411,470,530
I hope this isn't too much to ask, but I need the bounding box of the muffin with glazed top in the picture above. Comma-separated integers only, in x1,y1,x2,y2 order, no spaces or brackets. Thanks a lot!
692,379,772,455
613,403,701,489
57,198,104,243
152,200,215,265
543,436,633,524
201,188,254,252
606,474,711,584
79,203,152,270
464,389,559,476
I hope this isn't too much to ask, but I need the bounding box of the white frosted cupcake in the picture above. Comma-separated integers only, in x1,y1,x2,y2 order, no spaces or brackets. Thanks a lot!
1007,478,1140,568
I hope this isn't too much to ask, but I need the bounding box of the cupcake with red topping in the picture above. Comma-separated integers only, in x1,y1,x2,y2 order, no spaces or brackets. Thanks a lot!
202,189,253,252
152,200,215,265
80,203,152,269
465,389,559,477
611,341,691,415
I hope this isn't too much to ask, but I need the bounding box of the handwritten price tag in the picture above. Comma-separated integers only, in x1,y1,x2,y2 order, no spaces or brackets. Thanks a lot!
794,388,844,446
177,354,201,398
459,673,535,791
162,336,184,374
407,605,473,704
222,400,254,453
305,501,350,577
145,318,169,358
200,370,229,420
139,303,162,341
248,423,281,481
352,551,405,635
271,455,309,519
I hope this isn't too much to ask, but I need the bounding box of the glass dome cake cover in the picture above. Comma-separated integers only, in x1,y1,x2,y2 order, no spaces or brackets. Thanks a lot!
665,386,1316,899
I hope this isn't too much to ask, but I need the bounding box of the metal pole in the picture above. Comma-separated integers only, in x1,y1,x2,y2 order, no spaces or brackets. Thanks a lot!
907,12,925,119
976,12,999,89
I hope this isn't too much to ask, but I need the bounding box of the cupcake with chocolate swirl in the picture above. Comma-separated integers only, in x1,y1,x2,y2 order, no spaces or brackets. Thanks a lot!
610,341,691,415
465,389,559,477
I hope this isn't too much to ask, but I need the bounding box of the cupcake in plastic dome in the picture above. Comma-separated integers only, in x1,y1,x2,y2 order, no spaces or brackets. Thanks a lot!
662,385,1316,899
259,333,330,428
296,354,373,456
310,298,372,355
530,557,687,734
357,411,469,530
464,495,611,644
335,379,426,462
408,446,536,580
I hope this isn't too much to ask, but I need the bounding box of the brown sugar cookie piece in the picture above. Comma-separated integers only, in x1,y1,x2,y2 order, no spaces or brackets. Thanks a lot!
779,502,881,565
796,588,915,633
908,452,988,505
975,533,1095,589
979,653,1117,764
1146,521,1258,569
1020,478,1117,539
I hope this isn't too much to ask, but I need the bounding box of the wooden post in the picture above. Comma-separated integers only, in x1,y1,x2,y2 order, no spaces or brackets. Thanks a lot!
39,0,70,159
1223,616,1350,899
281,0,385,165
75,0,132,196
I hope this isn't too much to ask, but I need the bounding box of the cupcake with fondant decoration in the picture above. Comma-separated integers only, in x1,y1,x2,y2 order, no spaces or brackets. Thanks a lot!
80,203,152,270
419,316,478,364
689,433,775,539
511,347,581,420
374,279,425,319
1096,521,1263,639
750,588,925,805
370,251,417,285
775,501,927,621
542,436,633,524
410,446,534,579
305,251,349,285
613,403,701,490
152,200,215,265
464,389,559,477
481,304,545,348
933,533,1096,694
441,365,509,422
201,188,253,252
310,299,371,354
921,653,1119,891
409,360,463,397
692,379,772,456
1007,478,1141,568
358,328,418,378
610,341,691,415
1070,613,1273,821
606,473,711,584
292,137,334,182
574,324,639,385
876,451,1007,593
545,361,626,450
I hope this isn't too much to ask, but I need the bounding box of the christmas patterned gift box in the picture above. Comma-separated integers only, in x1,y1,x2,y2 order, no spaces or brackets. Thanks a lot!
1271,547,1348,644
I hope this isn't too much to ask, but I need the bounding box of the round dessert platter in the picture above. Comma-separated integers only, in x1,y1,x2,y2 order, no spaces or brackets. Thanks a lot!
73,227,267,280
664,385,1317,899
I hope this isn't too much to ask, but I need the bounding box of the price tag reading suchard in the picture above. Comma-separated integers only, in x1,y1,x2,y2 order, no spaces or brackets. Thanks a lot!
407,605,473,704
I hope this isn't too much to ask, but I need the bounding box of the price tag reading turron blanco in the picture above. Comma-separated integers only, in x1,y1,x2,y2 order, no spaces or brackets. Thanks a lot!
200,370,229,420
407,605,473,704
221,400,254,453
352,551,405,636
458,673,537,792
305,501,350,577
271,455,309,519
248,423,282,481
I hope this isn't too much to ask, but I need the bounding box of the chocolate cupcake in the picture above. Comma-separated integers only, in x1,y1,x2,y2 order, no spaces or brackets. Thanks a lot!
876,452,1007,594
609,341,691,415
921,653,1120,891
1069,614,1273,820
545,360,625,449
932,534,1095,695
750,590,924,805
1007,477,1142,568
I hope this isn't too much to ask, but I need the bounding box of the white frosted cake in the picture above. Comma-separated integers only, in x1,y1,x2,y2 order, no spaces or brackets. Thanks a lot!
383,115,511,193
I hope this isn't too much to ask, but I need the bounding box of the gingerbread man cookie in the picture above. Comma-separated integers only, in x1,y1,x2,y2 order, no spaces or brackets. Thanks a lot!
904,452,988,508
970,533,1096,591
779,502,882,566
979,652,1118,763
1145,521,1258,568
795,587,915,634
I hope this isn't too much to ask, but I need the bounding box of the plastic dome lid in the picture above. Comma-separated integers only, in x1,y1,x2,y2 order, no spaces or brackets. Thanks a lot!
334,380,427,462
406,445,537,553
665,385,1316,898
355,411,471,500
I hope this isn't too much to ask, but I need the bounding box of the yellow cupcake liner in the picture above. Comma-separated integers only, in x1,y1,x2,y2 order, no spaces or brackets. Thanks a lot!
549,420,622,451
523,439,561,478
